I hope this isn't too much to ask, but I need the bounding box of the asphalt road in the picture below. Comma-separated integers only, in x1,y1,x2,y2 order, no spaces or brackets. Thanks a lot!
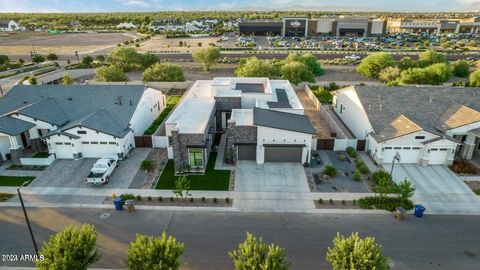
0,207,479,269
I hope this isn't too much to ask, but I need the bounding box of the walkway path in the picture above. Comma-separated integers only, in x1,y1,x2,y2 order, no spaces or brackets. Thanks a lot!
296,90,332,138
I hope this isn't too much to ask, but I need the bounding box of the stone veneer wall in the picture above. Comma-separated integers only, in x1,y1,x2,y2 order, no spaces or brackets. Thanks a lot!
226,124,257,162
214,97,241,131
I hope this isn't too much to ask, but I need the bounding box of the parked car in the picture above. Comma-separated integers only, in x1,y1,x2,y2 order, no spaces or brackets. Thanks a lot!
86,156,118,185
345,54,361,60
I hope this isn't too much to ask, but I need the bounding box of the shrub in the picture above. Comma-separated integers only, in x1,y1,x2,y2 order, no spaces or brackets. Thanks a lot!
95,65,128,82
147,196,152,201
213,197,218,203
28,76,37,85
140,160,154,172
342,199,346,205
452,60,470,78
357,163,370,174
189,197,194,203
378,66,401,83
157,196,163,202
329,198,334,204
469,69,480,86
352,199,356,205
323,165,337,177
346,147,358,158
449,160,477,175
120,194,135,201
358,196,414,212
372,170,392,185
201,196,206,202
225,197,230,203
353,170,362,182
169,196,174,202
338,154,346,161
142,63,185,82
318,198,323,204
356,52,394,78
135,195,142,201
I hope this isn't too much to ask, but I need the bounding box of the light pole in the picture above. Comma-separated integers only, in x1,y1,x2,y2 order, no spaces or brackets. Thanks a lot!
17,181,39,256
390,151,401,176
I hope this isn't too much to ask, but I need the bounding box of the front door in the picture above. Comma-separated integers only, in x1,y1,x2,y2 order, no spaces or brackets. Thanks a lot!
20,133,28,148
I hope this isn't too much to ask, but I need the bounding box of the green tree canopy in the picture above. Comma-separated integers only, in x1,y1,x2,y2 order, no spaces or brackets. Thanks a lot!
82,55,94,66
379,66,401,83
469,69,480,86
235,57,275,78
0,54,10,66
418,49,447,67
229,232,291,270
36,224,100,270
142,63,185,82
356,52,394,78
108,47,142,71
299,53,324,76
326,232,389,270
398,56,416,70
95,55,105,63
192,47,221,71
32,54,45,64
62,73,74,85
399,63,451,85
46,53,58,61
452,60,470,78
280,61,314,84
95,65,128,82
141,53,160,69
126,232,185,270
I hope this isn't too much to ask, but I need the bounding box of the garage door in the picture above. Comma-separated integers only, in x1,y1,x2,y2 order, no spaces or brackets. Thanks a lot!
237,145,256,161
264,146,303,162
81,142,118,158
383,147,420,164
428,148,449,165
55,142,73,159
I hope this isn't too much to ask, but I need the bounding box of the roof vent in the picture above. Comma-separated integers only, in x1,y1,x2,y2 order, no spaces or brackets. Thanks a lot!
429,97,433,102
379,104,383,110
67,97,73,101
129,99,133,106
23,101,28,104
115,96,123,105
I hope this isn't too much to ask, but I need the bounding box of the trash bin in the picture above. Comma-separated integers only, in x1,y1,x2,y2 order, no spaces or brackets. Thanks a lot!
113,197,123,210
414,204,426,217
125,199,135,212
395,207,406,220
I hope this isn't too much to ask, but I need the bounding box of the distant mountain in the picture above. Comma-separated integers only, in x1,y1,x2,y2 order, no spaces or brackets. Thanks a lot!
222,4,385,12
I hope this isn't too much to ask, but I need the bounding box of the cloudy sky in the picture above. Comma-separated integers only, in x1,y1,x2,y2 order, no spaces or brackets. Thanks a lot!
1,0,480,12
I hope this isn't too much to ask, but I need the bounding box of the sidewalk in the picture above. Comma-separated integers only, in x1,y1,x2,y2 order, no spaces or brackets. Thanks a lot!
214,133,235,171
358,152,381,172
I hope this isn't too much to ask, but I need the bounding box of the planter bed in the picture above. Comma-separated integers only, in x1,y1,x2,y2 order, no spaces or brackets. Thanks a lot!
105,196,233,207
0,176,35,187
6,164,47,171
0,193,14,202
314,200,361,209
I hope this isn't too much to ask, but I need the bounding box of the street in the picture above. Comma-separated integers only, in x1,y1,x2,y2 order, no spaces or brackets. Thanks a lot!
0,207,479,269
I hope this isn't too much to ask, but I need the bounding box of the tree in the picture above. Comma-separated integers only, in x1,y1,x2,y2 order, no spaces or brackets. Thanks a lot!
108,47,142,71
299,53,324,76
126,232,185,270
95,55,105,63
399,63,451,85
423,40,431,47
140,159,154,172
356,52,394,78
192,47,220,71
82,55,94,67
418,49,447,67
173,176,191,202
142,63,185,82
468,40,477,47
398,56,416,70
28,75,37,85
95,65,128,82
235,57,274,78
378,66,401,83
141,53,160,69
62,73,74,85
46,53,58,61
452,60,470,78
229,232,290,270
36,224,100,270
397,178,415,200
326,232,389,270
280,61,314,84
469,69,480,86
0,54,10,66
32,54,45,63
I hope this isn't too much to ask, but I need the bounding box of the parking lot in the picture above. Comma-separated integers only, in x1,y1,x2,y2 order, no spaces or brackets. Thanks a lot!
29,148,151,189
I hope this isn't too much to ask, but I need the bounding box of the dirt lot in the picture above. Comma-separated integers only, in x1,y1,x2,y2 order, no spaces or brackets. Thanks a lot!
465,181,480,194
0,32,135,56
320,65,378,82
138,36,220,53
126,62,236,81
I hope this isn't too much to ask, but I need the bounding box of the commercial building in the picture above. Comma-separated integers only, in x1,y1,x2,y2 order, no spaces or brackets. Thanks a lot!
387,17,480,34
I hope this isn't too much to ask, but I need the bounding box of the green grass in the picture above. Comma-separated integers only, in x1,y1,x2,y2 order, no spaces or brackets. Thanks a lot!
0,176,35,187
144,96,181,135
32,152,50,158
474,189,480,196
0,193,14,202
156,152,230,191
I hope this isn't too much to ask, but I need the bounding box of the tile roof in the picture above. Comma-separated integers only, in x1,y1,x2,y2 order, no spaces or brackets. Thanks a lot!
253,107,316,134
0,116,35,136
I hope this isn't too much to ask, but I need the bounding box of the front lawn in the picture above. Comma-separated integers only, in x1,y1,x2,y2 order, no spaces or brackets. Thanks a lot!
156,152,230,191
144,96,181,135
0,176,35,187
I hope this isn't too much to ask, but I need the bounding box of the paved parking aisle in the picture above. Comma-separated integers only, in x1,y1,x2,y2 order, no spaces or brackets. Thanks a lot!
386,164,480,215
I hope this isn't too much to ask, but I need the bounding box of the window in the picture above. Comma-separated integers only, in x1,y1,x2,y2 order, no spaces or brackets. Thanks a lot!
100,142,108,144
64,142,72,145
188,148,204,167
91,142,98,144
82,142,89,144
412,147,421,150
430,148,438,151
55,142,63,145
415,136,425,140
168,136,173,146
394,147,401,150
77,130,87,135
384,147,392,150
439,148,448,151
109,142,117,145
403,147,411,150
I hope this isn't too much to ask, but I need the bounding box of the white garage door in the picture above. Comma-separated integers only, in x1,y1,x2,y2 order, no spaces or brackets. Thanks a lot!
428,148,449,165
55,142,73,159
383,147,421,164
81,142,118,158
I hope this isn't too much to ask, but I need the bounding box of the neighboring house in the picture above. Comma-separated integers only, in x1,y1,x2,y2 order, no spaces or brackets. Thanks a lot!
117,22,137,29
0,85,165,164
70,20,81,27
149,20,185,32
333,85,480,165
165,77,316,173
0,20,21,32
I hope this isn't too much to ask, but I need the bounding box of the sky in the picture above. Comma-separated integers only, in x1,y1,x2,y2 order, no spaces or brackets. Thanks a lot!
1,0,480,12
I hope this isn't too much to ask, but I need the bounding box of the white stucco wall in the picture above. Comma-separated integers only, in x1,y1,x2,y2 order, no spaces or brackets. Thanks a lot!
316,19,334,33
333,88,373,139
0,135,11,160
371,20,385,35
10,114,57,130
129,87,165,135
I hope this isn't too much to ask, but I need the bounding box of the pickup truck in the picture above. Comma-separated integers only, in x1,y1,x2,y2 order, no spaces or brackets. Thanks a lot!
86,156,118,185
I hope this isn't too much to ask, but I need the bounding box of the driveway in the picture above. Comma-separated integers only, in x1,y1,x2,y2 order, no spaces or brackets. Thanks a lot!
29,148,151,189
234,161,314,211
385,164,480,215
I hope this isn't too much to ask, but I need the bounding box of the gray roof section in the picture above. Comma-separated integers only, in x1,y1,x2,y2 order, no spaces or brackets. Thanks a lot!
352,85,480,141
253,107,316,134
0,85,146,138
267,89,292,108
0,116,35,136
235,83,265,93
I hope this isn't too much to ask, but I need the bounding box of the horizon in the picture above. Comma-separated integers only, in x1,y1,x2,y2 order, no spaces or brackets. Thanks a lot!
1,0,480,13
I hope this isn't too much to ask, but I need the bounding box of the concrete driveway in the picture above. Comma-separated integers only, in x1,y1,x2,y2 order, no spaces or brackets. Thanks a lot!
30,148,151,189
234,161,313,211
386,164,480,215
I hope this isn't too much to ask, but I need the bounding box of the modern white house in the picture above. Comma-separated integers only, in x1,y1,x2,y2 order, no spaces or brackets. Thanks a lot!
332,85,480,165
165,77,316,173
0,20,22,32
117,22,137,29
0,85,165,165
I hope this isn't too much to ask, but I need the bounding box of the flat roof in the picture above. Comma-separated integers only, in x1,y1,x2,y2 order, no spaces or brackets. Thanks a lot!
231,109,253,126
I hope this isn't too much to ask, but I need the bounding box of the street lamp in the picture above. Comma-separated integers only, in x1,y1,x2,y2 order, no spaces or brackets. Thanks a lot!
17,181,39,256
390,151,401,176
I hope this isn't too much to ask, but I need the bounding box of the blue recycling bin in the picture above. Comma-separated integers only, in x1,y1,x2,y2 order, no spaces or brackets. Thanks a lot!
414,204,426,217
113,197,124,210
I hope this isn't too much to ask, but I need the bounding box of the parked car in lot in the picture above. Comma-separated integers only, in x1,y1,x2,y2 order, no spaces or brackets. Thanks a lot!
345,54,361,60
86,156,118,185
